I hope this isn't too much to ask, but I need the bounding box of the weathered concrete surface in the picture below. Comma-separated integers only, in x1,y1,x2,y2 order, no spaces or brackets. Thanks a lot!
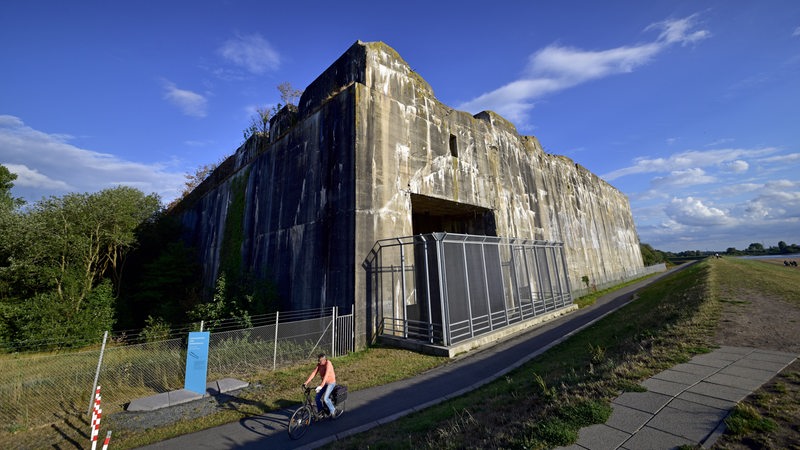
175,41,643,347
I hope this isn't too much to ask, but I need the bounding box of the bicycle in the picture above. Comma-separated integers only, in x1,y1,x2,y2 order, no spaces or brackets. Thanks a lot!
287,385,347,440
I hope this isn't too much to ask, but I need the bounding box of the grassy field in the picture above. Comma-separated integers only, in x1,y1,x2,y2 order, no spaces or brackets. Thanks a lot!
3,257,797,449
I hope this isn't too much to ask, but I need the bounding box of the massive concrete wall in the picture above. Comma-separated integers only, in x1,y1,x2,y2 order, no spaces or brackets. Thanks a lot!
352,42,643,320
178,86,357,312
176,41,643,346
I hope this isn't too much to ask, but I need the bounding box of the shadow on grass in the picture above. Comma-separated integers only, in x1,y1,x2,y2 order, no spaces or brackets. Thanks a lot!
50,402,89,450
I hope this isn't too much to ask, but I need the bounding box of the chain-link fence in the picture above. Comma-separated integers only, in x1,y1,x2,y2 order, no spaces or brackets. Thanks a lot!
0,307,353,431
570,262,668,298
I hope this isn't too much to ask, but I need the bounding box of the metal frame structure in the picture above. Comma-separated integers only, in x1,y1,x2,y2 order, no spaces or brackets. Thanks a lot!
363,233,573,347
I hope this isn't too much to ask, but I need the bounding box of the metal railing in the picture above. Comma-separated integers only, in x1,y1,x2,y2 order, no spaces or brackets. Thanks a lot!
363,233,573,347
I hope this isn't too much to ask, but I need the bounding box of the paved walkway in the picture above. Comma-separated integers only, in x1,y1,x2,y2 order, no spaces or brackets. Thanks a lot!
556,346,797,450
138,264,797,449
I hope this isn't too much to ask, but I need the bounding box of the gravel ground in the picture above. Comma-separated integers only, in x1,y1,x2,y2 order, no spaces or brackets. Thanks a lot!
106,384,263,433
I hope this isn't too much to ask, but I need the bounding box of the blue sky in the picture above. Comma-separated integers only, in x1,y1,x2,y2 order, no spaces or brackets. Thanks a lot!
1,1,798,252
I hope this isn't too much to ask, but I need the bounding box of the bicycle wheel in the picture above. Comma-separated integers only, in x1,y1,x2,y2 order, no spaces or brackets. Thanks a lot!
288,405,312,440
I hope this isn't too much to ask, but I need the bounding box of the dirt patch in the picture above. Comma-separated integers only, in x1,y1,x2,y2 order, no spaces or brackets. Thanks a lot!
713,289,800,354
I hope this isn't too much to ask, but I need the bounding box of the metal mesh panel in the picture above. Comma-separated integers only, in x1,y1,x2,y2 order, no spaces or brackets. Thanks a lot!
443,241,470,343
365,233,574,347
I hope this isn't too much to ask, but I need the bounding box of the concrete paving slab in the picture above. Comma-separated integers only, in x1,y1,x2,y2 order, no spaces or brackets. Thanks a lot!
127,392,171,412
669,362,720,377
719,365,777,382
706,350,749,362
688,355,733,368
714,346,754,356
168,389,203,406
687,381,751,402
676,391,737,410
612,391,671,414
748,350,797,365
668,397,728,413
574,424,630,450
211,377,250,394
652,369,705,385
648,404,728,442
620,426,694,450
641,377,691,396
705,372,768,391
731,357,791,372
605,403,653,434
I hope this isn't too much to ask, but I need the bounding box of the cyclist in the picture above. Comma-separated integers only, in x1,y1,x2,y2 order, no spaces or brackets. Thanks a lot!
303,353,340,418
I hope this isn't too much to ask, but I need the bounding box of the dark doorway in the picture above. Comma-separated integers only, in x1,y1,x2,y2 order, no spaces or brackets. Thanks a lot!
411,194,497,236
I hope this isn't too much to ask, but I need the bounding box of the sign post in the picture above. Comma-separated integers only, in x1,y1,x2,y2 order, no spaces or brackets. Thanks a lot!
184,331,210,394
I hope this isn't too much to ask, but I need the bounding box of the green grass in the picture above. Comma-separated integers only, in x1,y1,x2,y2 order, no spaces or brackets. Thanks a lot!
573,273,658,308
724,403,777,435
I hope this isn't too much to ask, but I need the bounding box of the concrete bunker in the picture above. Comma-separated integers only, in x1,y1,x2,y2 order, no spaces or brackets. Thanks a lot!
176,41,645,352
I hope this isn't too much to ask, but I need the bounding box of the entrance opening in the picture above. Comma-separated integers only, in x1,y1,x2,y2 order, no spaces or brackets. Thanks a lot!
411,194,496,236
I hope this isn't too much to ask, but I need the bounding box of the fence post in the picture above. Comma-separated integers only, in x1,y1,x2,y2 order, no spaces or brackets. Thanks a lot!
331,306,337,357
352,303,356,353
273,311,279,371
88,331,108,416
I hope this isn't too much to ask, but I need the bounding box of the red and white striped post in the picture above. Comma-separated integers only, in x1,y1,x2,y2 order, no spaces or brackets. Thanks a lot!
101,430,112,450
90,386,102,450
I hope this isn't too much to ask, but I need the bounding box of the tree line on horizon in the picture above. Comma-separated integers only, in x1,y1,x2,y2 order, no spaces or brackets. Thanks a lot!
640,241,800,266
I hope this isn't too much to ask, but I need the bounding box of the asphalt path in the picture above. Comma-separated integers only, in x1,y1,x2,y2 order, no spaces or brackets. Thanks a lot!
139,263,694,450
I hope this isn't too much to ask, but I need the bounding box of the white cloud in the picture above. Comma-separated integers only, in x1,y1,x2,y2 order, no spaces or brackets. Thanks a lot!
665,196,732,226
218,33,280,74
603,147,776,180
651,168,716,188
705,137,734,147
712,183,761,197
162,81,208,118
723,160,749,173
759,152,800,163
793,26,800,37
645,14,711,46
458,14,710,124
742,180,800,220
0,115,184,204
3,163,72,190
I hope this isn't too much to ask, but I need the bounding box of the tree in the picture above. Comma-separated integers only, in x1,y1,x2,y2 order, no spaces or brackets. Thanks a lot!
277,81,303,106
778,241,788,253
242,82,304,141
0,165,24,212
640,243,667,266
0,186,161,348
746,242,764,253
243,105,274,140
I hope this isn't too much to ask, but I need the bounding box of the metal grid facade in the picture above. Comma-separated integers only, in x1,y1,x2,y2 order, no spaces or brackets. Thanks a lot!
363,233,573,346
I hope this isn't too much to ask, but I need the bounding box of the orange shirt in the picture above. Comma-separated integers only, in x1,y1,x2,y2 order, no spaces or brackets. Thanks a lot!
305,360,336,387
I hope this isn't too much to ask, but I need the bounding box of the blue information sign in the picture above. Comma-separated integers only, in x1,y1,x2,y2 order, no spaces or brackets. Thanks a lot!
184,331,210,394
